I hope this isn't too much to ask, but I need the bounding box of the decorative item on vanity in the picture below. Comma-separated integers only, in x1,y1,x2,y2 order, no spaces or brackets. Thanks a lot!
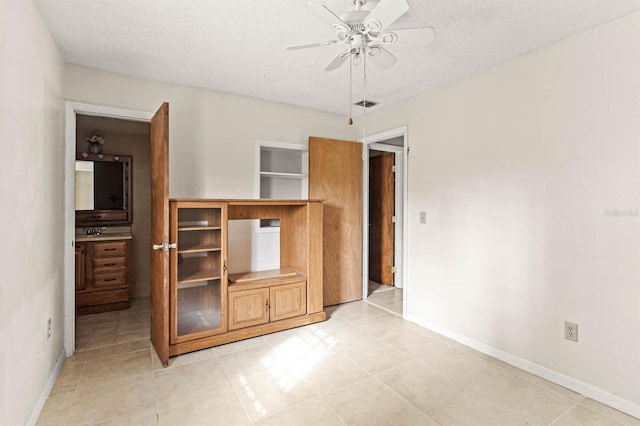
86,132,106,154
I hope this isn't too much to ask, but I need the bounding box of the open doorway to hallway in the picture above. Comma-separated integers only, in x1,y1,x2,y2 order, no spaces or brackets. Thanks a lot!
363,131,406,317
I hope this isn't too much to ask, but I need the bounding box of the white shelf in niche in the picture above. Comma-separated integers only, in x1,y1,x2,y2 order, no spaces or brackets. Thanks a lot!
260,171,307,179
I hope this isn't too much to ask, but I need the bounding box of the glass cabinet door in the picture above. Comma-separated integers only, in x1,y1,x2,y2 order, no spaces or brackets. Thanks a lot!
170,202,227,343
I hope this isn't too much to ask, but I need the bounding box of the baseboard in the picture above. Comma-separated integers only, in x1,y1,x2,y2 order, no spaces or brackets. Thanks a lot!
404,312,640,420
26,350,66,426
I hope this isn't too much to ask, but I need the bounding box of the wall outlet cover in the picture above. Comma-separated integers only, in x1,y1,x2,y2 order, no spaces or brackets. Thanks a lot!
564,321,578,342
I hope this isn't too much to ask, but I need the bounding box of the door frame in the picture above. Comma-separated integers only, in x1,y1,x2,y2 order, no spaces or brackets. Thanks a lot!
361,126,408,313
64,102,154,355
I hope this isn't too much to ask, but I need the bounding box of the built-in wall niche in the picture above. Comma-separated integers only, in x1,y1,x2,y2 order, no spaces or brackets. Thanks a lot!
255,140,308,230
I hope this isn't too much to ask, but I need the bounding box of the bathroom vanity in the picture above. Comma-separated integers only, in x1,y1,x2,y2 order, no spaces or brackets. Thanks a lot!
75,152,134,314
75,233,132,315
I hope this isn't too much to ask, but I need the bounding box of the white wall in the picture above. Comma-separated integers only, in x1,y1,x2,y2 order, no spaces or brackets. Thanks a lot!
0,1,66,424
359,12,640,410
64,65,357,199
64,66,356,282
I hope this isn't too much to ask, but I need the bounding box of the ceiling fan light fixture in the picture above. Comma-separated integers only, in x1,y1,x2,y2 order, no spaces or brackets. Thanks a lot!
365,18,383,32
380,32,398,45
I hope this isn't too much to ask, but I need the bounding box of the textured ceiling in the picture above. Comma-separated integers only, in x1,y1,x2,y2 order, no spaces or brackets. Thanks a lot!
36,0,640,116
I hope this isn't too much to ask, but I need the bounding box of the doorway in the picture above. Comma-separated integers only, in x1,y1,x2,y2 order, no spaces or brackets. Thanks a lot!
362,127,408,316
64,102,155,355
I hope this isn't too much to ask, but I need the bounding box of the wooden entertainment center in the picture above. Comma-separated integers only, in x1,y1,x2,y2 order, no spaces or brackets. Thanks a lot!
152,199,325,366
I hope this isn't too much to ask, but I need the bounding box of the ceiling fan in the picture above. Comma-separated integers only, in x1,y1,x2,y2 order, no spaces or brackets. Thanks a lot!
287,0,435,71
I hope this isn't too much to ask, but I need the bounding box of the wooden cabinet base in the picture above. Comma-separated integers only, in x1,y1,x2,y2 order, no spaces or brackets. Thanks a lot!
76,300,130,316
168,311,326,359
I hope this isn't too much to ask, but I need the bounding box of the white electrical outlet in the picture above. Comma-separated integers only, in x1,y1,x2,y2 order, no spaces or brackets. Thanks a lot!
47,318,52,340
564,321,578,342
419,211,427,224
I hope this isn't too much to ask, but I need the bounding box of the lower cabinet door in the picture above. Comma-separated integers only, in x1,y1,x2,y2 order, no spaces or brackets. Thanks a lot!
270,281,307,322
228,288,270,331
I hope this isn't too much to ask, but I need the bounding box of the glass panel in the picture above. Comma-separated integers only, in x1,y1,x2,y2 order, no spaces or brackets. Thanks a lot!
176,207,223,338
176,279,222,337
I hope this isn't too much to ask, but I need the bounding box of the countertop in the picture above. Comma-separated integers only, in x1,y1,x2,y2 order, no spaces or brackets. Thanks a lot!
75,233,132,242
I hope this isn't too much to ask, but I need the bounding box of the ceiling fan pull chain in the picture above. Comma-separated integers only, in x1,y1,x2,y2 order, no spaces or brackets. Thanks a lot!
348,50,353,125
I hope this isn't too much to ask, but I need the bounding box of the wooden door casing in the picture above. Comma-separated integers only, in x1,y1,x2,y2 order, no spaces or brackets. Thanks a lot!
150,102,170,366
369,152,394,286
309,137,363,306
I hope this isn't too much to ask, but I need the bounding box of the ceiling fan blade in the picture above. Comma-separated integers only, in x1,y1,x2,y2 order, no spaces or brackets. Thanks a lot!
287,40,339,50
376,27,436,48
324,49,351,71
308,3,350,32
367,45,397,70
364,0,409,32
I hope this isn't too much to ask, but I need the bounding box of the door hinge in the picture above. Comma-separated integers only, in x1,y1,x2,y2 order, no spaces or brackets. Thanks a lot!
391,216,397,223
392,266,398,274
152,242,177,252
392,165,396,173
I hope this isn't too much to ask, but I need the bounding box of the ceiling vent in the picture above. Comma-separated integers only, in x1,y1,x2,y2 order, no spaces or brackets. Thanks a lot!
354,100,377,108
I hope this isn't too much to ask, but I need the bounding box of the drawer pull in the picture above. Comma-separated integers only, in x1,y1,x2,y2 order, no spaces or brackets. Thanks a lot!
104,248,117,251
104,263,117,267
104,278,117,282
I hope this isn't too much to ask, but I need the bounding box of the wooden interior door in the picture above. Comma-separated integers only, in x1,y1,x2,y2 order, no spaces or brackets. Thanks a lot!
369,152,394,286
150,102,170,366
309,137,362,306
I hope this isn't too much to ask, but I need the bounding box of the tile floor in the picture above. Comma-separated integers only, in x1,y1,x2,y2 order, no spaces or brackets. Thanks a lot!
37,297,640,425
366,282,403,316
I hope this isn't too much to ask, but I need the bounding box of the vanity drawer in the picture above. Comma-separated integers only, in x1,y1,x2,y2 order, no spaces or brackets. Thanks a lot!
94,241,127,258
94,271,126,288
93,256,126,272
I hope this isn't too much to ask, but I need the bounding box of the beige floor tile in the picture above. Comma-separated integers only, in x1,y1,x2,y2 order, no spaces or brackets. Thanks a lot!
66,376,156,425
158,378,250,425
376,360,464,412
50,360,85,396
380,326,451,359
228,369,317,422
553,404,624,426
397,412,441,426
350,312,409,338
418,346,504,386
579,399,640,426
152,347,215,371
94,407,158,425
114,328,150,344
337,335,414,374
36,391,74,426
73,339,150,363
213,335,269,356
427,389,529,425
469,371,577,424
78,349,152,389
301,350,369,395
254,398,344,426
218,344,284,380
447,341,511,370
323,376,421,426
327,300,388,322
154,358,225,411
508,366,583,403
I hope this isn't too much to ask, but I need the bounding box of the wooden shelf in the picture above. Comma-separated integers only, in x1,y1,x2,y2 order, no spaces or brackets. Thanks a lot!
178,244,221,254
229,268,299,284
178,226,222,232
178,269,221,284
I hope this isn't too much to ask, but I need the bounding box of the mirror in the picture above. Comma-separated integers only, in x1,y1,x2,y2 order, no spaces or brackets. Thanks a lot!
75,153,132,226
